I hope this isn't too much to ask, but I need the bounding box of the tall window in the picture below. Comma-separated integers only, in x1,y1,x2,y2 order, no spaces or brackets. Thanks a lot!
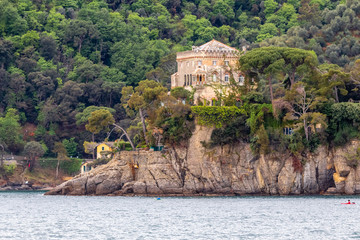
239,75,245,85
212,74,217,82
283,127,293,135
225,74,229,82
224,60,229,66
198,60,202,66
212,60,217,66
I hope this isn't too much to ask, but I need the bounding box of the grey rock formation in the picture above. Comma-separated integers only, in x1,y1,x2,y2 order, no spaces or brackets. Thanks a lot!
45,126,360,196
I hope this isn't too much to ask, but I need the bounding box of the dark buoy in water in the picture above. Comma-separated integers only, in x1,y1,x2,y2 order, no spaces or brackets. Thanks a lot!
157,197,161,200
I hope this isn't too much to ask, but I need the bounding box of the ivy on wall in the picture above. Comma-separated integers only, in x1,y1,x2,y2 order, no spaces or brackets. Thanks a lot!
191,106,246,128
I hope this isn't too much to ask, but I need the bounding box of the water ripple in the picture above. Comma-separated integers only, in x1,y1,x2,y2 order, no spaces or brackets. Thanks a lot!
0,193,359,239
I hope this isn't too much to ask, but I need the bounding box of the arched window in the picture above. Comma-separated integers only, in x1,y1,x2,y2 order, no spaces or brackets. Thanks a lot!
224,74,229,82
283,127,293,135
212,73,217,82
239,75,245,85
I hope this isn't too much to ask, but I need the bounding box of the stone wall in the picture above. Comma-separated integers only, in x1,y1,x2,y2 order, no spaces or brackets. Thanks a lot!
46,126,360,196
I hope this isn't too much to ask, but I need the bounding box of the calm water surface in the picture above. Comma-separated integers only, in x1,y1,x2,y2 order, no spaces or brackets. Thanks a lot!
0,192,359,239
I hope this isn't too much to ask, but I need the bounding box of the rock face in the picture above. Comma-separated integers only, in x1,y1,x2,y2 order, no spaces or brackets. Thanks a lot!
46,126,360,196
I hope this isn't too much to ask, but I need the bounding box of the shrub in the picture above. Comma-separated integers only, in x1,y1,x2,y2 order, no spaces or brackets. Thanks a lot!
304,134,321,152
209,115,250,147
345,147,360,168
170,87,192,103
2,163,16,175
39,158,82,175
114,141,132,151
61,158,82,175
243,103,273,134
160,116,195,146
333,124,359,146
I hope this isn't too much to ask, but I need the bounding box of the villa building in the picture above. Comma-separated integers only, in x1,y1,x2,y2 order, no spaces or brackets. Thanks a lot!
171,40,245,105
96,142,115,159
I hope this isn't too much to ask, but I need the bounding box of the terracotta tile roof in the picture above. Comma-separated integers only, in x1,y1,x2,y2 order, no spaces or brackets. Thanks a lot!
192,39,239,53
97,142,116,148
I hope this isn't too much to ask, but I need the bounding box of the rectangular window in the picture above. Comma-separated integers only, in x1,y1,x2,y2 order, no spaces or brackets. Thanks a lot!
212,60,217,66
102,146,104,151
198,60,202,66
224,60,229,66
225,74,229,82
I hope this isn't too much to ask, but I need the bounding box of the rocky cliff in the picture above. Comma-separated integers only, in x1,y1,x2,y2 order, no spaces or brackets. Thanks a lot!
45,126,360,196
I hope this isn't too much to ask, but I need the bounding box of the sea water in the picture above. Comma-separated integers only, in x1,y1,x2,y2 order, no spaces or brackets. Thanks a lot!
0,192,359,239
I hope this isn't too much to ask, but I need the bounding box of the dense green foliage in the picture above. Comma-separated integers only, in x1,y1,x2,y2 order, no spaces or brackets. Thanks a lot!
326,103,360,145
152,96,195,146
62,137,78,157
0,108,23,152
0,0,360,163
261,1,360,67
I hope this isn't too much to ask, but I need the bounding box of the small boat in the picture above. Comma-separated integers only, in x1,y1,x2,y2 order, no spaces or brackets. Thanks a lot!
341,202,355,205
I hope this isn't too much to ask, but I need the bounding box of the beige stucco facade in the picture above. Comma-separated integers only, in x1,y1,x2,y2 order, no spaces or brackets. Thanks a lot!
96,142,114,159
171,40,244,104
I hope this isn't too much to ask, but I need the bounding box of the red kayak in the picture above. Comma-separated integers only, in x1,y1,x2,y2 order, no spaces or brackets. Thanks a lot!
341,203,356,204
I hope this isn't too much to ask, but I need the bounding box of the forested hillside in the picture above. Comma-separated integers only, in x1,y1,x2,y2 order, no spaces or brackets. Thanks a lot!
0,0,359,158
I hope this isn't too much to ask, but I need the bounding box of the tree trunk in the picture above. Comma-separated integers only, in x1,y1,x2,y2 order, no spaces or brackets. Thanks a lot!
334,86,339,103
99,40,103,63
112,123,136,150
268,76,275,114
92,133,95,159
268,76,274,103
290,71,295,89
78,40,82,53
109,92,112,107
139,108,149,146
304,118,309,141
29,158,35,172
55,159,60,179
0,144,3,167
